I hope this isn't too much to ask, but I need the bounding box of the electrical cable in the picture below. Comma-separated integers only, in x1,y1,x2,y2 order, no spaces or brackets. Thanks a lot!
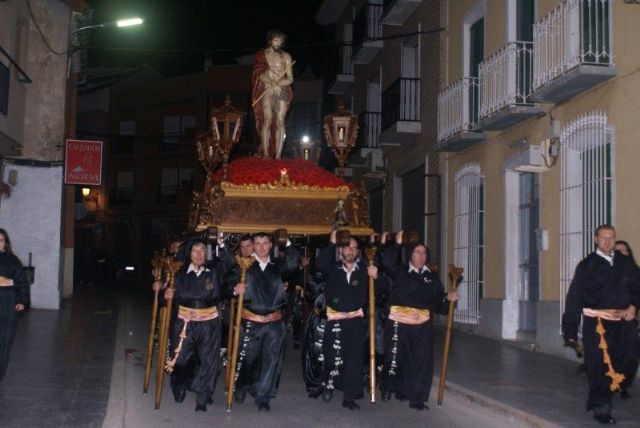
85,27,445,54
25,0,69,56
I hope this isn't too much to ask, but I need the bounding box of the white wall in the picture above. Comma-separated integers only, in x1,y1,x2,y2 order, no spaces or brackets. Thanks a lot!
0,162,62,309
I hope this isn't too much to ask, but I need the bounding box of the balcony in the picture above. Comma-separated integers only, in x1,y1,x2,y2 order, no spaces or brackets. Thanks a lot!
532,0,615,103
328,45,354,95
350,111,383,171
436,77,486,152
352,3,383,65
382,0,422,26
478,41,542,130
380,77,420,145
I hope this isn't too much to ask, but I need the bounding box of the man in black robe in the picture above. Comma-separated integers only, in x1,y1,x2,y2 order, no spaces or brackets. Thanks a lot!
380,231,457,410
315,230,381,410
562,224,640,424
230,232,299,411
162,240,224,412
301,268,327,398
0,228,28,381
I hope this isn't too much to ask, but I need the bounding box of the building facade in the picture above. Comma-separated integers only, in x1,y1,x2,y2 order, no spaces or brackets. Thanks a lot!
317,0,442,260
437,0,640,358
0,0,76,309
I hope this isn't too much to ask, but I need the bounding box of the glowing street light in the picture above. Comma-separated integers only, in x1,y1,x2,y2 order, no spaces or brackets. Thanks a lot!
117,17,144,27
69,17,144,35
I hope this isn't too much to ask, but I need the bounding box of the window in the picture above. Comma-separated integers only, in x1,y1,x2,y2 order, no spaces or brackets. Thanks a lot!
158,168,193,204
162,115,196,148
582,0,611,64
112,120,136,154
453,163,485,325
111,171,134,207
468,18,484,123
0,62,9,115
516,0,535,42
119,120,136,135
560,111,614,320
401,166,425,241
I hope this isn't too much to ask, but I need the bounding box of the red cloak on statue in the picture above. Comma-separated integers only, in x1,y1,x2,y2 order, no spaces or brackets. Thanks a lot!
252,49,294,159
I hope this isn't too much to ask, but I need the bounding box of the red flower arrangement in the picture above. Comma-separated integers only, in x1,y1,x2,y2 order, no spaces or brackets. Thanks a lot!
212,158,350,188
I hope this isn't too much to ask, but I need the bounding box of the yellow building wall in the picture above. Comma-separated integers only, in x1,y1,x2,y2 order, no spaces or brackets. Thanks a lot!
441,0,640,303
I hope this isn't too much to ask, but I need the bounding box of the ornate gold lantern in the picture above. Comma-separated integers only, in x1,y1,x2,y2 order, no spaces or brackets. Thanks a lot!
209,96,243,180
323,102,359,177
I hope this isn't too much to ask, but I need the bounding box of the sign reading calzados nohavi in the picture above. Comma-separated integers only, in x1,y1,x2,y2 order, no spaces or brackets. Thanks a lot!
64,139,103,185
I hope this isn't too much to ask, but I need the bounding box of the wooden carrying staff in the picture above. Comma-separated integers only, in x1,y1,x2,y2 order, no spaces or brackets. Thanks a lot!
143,252,165,393
225,297,236,392
365,247,378,403
226,255,255,412
437,264,464,406
154,258,184,410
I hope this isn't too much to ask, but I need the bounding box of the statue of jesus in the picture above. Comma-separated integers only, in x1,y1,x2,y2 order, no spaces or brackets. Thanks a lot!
252,30,294,159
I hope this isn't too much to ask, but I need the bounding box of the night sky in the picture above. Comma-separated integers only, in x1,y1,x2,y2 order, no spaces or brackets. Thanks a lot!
87,0,329,77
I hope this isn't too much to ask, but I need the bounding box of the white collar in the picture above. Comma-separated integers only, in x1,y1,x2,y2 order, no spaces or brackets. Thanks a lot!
596,249,614,265
187,263,209,276
409,263,430,274
341,263,359,273
253,253,272,271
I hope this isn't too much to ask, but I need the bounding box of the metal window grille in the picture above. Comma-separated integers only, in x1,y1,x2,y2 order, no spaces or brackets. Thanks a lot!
437,77,480,142
453,163,485,325
559,111,614,323
533,0,613,91
479,41,534,120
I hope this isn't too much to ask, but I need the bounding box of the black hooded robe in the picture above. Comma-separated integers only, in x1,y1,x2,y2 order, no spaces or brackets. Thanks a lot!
315,243,384,402
562,251,640,416
164,242,224,407
379,243,450,405
0,251,28,380
227,245,299,406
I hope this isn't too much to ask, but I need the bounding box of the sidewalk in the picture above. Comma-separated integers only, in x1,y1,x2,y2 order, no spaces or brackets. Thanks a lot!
432,326,640,427
0,286,119,428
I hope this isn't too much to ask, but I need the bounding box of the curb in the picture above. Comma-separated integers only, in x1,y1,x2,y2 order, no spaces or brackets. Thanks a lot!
434,376,559,428
102,294,128,428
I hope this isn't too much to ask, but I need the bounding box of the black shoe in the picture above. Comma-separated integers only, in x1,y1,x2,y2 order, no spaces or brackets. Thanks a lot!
342,400,360,410
381,390,391,402
195,403,207,412
207,396,214,405
395,392,406,402
409,402,427,411
620,390,631,400
308,390,321,399
321,389,333,402
593,414,616,424
234,390,246,404
258,402,270,412
173,389,186,403
354,391,364,400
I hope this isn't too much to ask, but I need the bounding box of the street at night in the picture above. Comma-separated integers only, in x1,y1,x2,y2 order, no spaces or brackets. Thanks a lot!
3,0,640,427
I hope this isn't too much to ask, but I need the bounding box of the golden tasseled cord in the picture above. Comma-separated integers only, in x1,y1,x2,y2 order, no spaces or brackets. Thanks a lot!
595,317,625,392
165,320,189,374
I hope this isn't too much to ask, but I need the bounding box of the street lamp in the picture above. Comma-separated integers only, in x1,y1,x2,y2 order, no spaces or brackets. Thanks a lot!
81,187,98,207
69,17,144,35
